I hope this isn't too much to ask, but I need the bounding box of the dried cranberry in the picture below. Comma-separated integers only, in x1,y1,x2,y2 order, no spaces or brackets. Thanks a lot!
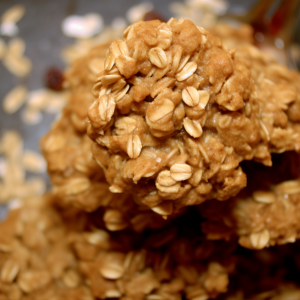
143,10,166,22
45,67,64,91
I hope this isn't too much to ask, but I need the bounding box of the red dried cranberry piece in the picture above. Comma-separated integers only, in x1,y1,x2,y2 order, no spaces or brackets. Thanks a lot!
45,67,64,91
143,10,166,22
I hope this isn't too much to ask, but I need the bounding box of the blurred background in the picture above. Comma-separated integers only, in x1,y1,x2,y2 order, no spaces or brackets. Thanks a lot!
0,0,299,218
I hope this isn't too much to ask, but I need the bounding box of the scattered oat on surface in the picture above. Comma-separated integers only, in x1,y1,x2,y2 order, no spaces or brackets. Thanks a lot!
169,0,228,28
26,88,67,114
2,84,27,114
62,13,104,38
126,2,154,24
2,37,32,77
8,37,25,56
26,89,50,110
21,107,42,125
1,4,25,25
22,150,46,173
3,53,32,77
0,130,46,205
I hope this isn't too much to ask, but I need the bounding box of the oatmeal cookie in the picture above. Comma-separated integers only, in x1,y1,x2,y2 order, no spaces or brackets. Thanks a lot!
41,43,172,232
87,18,300,216
87,18,262,215
199,152,300,248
